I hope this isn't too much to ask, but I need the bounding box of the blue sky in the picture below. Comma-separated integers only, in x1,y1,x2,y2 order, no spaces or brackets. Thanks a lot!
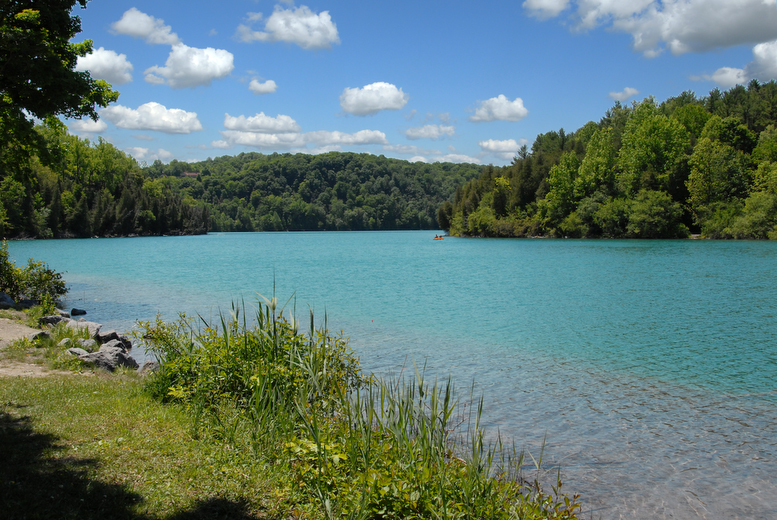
66,0,777,166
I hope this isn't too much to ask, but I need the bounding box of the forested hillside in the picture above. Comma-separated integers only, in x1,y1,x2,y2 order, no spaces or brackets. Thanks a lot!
0,120,209,238
441,81,777,239
143,153,481,232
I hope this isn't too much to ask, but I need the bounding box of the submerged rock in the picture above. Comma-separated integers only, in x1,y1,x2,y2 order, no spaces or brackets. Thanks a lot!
71,308,87,316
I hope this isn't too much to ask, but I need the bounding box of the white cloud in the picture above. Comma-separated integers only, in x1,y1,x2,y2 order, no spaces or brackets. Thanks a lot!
523,0,571,19
383,144,440,156
609,87,640,101
237,5,340,50
306,130,388,146
211,140,232,149
469,95,529,122
224,113,301,133
404,124,455,140
249,78,278,94
409,156,428,163
75,47,133,85
433,154,481,164
525,0,777,57
111,8,180,45
702,39,777,87
218,128,387,150
144,43,234,88
101,102,203,134
479,138,527,160
69,119,108,133
133,134,155,141
125,147,175,163
340,82,409,116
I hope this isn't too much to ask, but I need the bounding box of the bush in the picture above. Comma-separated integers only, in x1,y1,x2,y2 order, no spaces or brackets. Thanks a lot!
137,297,583,519
0,241,67,303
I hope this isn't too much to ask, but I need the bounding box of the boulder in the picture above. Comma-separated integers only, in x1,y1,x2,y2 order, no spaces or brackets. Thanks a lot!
138,360,160,376
96,330,121,343
0,292,14,309
79,346,138,372
58,338,72,348
28,330,50,342
101,339,127,352
39,315,67,326
66,347,89,357
57,309,71,318
76,338,97,352
71,308,87,316
66,319,101,338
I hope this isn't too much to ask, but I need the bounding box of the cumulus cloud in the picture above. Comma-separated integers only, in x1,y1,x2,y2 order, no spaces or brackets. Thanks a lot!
101,102,203,134
404,124,455,140
111,8,180,45
217,126,387,150
125,147,175,163
144,43,234,88
609,87,640,101
69,119,108,133
469,95,529,122
523,0,571,19
702,39,777,87
249,78,278,94
75,47,133,85
524,0,777,58
434,154,481,164
479,138,527,160
383,144,440,156
236,5,340,50
340,82,409,116
224,113,301,133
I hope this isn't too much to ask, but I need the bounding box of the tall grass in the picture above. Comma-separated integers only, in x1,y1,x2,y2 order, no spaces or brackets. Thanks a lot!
138,298,582,519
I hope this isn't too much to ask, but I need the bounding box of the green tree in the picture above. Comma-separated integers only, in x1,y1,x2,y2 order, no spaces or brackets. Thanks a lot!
687,137,749,212
575,127,616,198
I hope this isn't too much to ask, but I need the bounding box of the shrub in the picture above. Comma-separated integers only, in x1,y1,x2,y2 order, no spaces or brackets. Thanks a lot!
0,241,67,303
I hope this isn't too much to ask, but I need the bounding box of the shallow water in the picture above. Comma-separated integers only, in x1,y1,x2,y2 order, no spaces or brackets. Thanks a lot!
9,232,777,519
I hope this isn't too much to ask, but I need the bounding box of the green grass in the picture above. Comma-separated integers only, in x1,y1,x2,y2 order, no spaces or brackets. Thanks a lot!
0,373,287,519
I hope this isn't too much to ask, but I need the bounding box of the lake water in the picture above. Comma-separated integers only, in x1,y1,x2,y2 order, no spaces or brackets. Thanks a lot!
8,232,777,519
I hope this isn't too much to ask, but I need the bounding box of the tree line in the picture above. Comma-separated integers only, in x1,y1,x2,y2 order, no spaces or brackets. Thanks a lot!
0,120,209,238
440,81,777,239
144,153,481,232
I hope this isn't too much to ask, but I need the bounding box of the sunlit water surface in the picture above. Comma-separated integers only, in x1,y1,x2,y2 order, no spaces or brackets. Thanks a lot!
9,232,777,519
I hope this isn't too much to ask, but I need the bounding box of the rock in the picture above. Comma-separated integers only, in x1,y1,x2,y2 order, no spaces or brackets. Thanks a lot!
138,360,159,376
80,346,138,372
71,308,87,316
58,338,72,348
0,292,14,309
76,338,97,352
16,299,35,309
57,309,71,318
101,338,128,352
96,330,120,343
66,319,101,338
66,347,89,357
39,315,67,326
28,330,50,342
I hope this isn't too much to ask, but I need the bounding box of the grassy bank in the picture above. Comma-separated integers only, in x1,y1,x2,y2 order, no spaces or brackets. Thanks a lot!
0,300,583,519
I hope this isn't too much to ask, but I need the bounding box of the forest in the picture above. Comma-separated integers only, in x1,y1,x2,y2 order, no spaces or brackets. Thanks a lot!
440,81,777,239
0,119,210,238
143,153,481,232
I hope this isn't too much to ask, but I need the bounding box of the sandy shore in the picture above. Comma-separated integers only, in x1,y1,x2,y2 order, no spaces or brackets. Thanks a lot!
0,313,75,377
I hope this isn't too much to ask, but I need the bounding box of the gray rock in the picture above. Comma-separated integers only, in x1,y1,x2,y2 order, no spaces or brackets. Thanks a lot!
58,338,73,348
71,308,87,316
101,339,127,352
76,338,97,352
138,360,160,376
16,299,35,309
66,347,89,357
28,330,50,342
39,315,67,326
57,309,71,318
96,330,120,343
80,346,138,372
66,319,102,338
0,292,14,309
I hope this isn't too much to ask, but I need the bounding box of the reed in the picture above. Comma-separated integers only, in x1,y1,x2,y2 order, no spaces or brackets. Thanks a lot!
138,297,582,519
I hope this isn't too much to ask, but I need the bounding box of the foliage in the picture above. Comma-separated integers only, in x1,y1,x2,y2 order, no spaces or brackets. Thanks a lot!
443,81,777,239
137,299,583,519
0,240,66,302
142,152,481,232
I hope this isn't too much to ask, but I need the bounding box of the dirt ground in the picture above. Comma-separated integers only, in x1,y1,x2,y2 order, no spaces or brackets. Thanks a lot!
0,312,74,378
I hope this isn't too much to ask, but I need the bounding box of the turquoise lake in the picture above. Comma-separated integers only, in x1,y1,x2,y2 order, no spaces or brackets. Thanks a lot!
8,231,777,519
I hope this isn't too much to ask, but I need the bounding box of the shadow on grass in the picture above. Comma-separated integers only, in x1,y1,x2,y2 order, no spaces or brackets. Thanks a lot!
0,408,260,520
